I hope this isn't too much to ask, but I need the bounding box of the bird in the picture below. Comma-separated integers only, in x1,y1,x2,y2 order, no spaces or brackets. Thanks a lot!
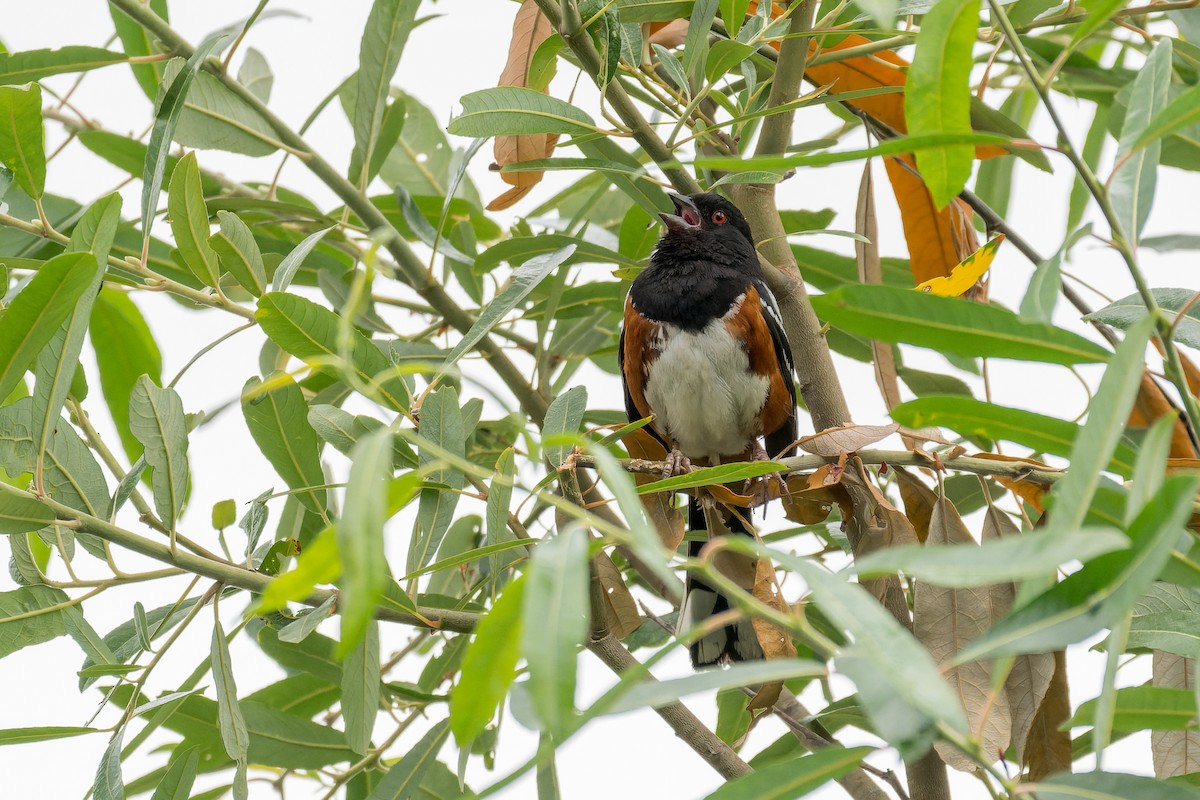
617,191,798,668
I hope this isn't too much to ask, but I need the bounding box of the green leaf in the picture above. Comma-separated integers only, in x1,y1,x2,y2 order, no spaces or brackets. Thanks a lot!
1068,0,1133,49
159,57,279,157
1084,288,1200,351
258,531,340,613
150,747,199,800
211,616,250,793
351,0,419,186
0,726,100,746
337,427,393,657
719,0,751,37
129,376,190,533
1132,81,1200,154
1031,771,1200,800
32,194,120,484
1128,610,1200,658
212,498,236,530
704,39,755,83
811,285,1110,365
890,396,1137,476
542,386,587,469
168,151,220,288
447,87,597,137
109,0,169,99
1111,39,1172,246
1048,314,1154,532
409,386,465,573
92,727,125,800
0,487,54,534
256,292,411,412
0,84,45,199
237,47,273,103
955,475,1200,661
210,210,267,297
90,288,163,462
0,252,96,405
0,585,71,659
241,373,327,517
1019,249,1063,324
277,594,337,644
599,658,826,715
272,226,334,292
761,545,969,757
704,746,872,800
522,526,589,738
141,33,225,257
637,460,788,495
341,620,380,755
451,576,526,747
485,447,520,580
1069,685,1197,731
366,719,451,800
437,244,575,380
855,527,1130,586
0,47,127,85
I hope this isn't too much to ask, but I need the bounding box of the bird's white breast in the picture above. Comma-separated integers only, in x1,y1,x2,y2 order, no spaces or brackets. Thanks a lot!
642,295,769,463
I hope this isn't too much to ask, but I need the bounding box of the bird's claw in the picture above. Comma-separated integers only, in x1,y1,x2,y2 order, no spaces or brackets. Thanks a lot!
745,443,787,507
662,449,692,480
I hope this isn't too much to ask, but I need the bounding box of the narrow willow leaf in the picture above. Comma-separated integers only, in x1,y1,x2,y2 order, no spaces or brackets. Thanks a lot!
151,59,280,157
1019,249,1063,324
351,0,418,186
1133,82,1200,154
522,526,588,738
436,244,575,380
141,32,225,253
598,658,826,716
211,617,250,787
637,460,789,494
256,292,411,412
109,0,169,99
91,288,164,461
32,194,121,484
167,151,220,288
0,490,55,535
1049,314,1154,531
129,376,190,533
0,585,74,657
92,727,125,800
0,47,128,85
1084,288,1200,351
704,39,754,83
704,746,872,800
210,210,267,296
237,47,273,103
811,285,1110,365
150,746,199,800
0,252,95,404
0,726,100,745
278,594,336,644
341,620,380,755
448,87,597,136
409,386,465,573
485,447,520,579
1111,39,1172,246
272,225,333,292
258,528,340,613
451,576,526,747
366,719,450,800
956,475,1200,660
1129,414,1176,522
0,84,45,199
541,386,586,468
1031,771,1200,800
337,427,392,656
241,374,327,517
906,0,979,207
855,527,1129,586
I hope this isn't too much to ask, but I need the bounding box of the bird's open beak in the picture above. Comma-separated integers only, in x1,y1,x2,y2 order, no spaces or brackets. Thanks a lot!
659,192,701,233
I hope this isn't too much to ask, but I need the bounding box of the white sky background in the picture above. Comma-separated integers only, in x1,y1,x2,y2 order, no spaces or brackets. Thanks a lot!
3,0,1193,797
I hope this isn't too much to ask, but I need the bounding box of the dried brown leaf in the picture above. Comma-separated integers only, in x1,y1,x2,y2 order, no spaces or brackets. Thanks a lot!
489,0,556,211
1023,650,1072,780
917,496,1011,773
1129,372,1198,459
982,505,1054,762
647,19,689,48
623,428,686,551
1153,651,1200,777
795,423,900,457
748,558,795,711
594,550,642,640
893,466,937,543
841,461,913,626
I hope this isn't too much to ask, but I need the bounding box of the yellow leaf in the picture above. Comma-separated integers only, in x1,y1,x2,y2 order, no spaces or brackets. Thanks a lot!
917,234,1005,297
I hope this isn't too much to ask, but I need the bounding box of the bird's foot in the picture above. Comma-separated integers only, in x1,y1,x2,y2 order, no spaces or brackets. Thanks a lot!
662,449,692,480
745,442,787,507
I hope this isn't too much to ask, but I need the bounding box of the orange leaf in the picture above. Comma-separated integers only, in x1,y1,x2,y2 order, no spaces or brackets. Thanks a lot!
1128,371,1198,459
489,1,557,211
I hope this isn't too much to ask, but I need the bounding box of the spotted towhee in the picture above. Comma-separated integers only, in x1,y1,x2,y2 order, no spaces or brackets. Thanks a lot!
618,192,798,667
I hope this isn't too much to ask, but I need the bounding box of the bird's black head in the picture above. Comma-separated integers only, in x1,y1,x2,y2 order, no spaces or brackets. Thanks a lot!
657,192,757,263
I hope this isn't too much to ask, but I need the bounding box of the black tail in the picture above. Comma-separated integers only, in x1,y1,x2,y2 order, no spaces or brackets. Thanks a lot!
682,498,763,668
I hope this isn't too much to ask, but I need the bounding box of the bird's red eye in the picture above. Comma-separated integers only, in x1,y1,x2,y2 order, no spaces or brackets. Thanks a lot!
712,211,727,224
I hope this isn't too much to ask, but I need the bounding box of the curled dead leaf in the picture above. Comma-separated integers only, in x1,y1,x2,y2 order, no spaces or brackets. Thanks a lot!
489,0,558,211
893,466,937,543
748,558,796,711
622,428,686,551
795,423,899,457
594,550,642,639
